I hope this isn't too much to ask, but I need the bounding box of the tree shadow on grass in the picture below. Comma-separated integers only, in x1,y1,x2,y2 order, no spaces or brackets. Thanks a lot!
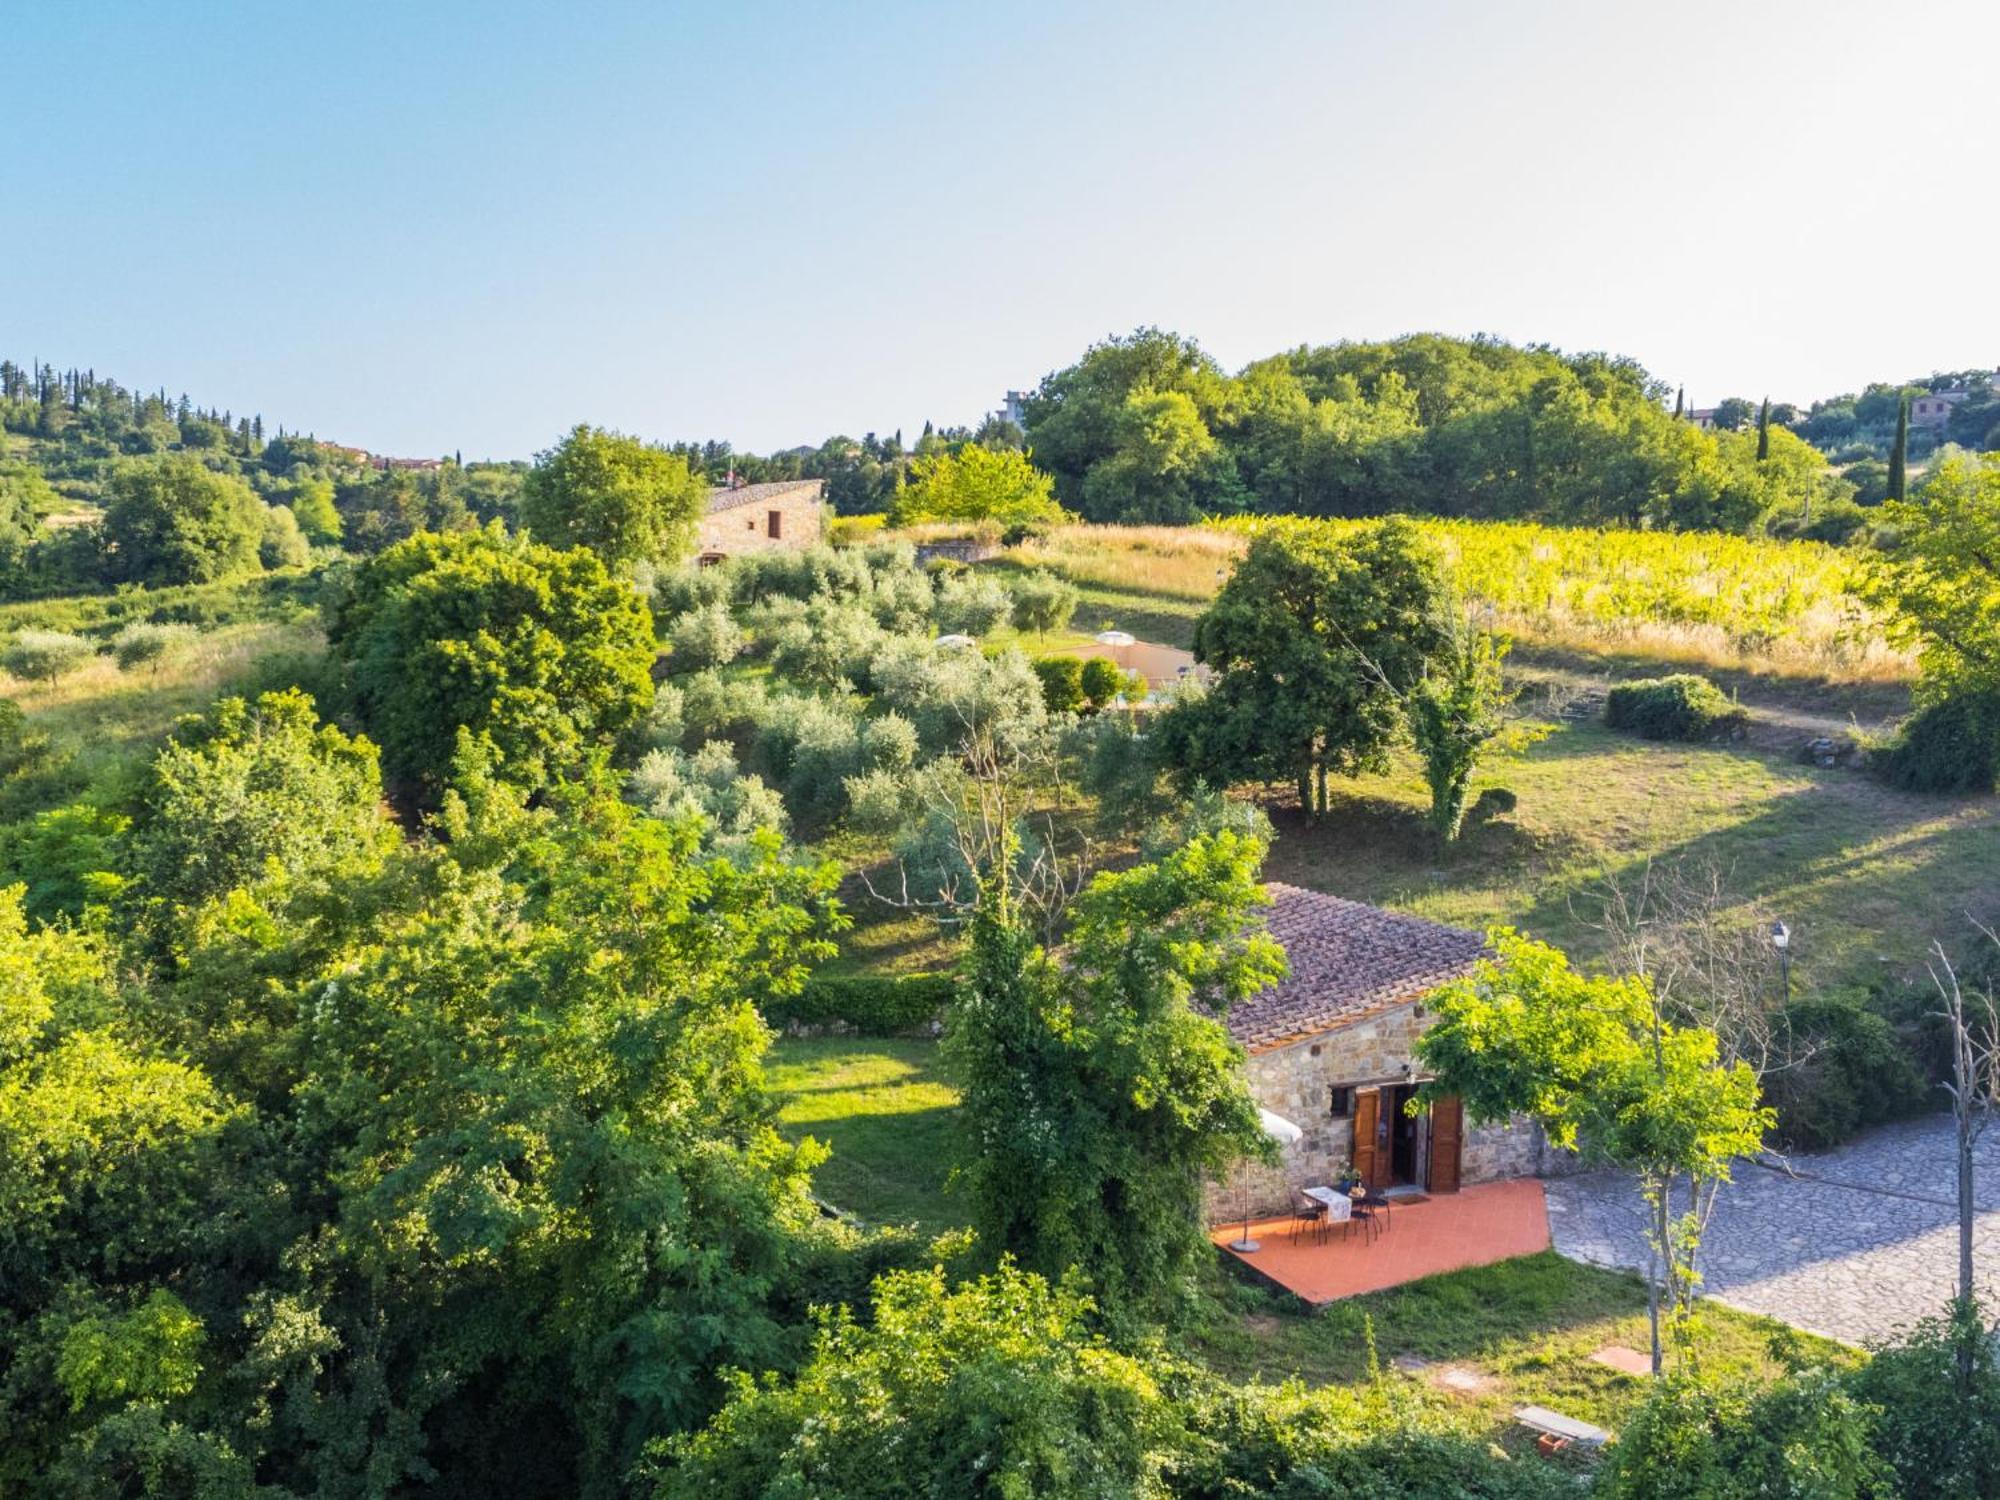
1512,784,2000,983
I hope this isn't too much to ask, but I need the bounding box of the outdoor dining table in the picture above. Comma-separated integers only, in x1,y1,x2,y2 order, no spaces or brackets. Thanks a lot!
1302,1185,1355,1224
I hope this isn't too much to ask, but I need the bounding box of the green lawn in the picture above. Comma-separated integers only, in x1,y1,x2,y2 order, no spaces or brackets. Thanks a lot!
766,1036,966,1237
1188,1250,1851,1449
767,1034,1853,1451
1256,719,2000,990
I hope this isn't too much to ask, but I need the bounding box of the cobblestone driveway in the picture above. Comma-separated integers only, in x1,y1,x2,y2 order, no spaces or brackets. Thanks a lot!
1545,1115,2000,1346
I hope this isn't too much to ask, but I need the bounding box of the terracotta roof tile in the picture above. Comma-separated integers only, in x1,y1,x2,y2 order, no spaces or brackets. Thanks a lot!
705,479,824,515
1227,883,1487,1053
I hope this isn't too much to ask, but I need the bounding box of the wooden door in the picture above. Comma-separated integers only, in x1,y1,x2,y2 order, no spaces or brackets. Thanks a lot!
1428,1094,1464,1194
1351,1088,1387,1191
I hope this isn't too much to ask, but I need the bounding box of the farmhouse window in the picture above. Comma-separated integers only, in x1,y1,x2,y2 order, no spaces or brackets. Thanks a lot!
768,508,783,539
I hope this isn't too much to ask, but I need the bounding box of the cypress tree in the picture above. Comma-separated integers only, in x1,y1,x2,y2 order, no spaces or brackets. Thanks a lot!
1755,396,1771,461
1673,385,1685,420
1889,396,1909,502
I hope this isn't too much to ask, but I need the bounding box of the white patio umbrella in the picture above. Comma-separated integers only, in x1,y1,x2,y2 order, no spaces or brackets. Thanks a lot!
933,633,976,648
1093,629,1136,648
1229,1108,1304,1253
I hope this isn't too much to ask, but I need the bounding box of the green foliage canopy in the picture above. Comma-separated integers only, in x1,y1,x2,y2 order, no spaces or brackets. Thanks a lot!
891,442,1065,530
101,455,267,587
946,831,1285,1323
1164,519,1452,816
329,525,657,792
522,424,709,570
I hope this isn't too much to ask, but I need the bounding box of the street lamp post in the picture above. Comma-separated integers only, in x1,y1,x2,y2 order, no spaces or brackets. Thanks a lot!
1771,920,1791,1002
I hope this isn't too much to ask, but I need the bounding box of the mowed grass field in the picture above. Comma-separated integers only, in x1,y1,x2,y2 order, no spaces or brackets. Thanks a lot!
972,522,1995,991
1257,722,2000,991
767,1034,1851,1452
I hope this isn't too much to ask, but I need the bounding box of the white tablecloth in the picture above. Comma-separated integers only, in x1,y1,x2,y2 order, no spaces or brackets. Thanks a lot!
1304,1186,1353,1222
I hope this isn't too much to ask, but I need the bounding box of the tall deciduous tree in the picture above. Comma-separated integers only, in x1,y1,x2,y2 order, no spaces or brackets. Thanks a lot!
1405,619,1542,843
521,424,709,570
1862,456,2000,701
946,830,1285,1324
1162,520,1451,817
101,455,267,586
1416,931,1771,1372
329,524,656,794
890,443,1064,530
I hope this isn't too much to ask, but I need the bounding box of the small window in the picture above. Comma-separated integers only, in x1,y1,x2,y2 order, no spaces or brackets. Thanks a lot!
768,508,783,540
1330,1086,1353,1119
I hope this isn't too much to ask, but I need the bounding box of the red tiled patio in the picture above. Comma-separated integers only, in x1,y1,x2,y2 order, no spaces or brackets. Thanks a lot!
1211,1179,1551,1304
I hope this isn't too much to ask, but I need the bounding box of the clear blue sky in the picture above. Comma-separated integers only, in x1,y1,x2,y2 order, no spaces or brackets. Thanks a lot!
4,1,1993,459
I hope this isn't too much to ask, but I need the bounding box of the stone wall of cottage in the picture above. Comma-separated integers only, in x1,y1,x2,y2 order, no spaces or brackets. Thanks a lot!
1206,1001,1570,1224
696,490,824,559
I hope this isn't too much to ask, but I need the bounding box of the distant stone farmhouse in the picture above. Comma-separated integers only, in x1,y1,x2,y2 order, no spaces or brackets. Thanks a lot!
1909,389,1972,431
695,478,825,563
1218,884,1563,1219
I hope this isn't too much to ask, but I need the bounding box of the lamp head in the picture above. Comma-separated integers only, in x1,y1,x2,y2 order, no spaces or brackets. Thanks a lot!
1771,920,1790,952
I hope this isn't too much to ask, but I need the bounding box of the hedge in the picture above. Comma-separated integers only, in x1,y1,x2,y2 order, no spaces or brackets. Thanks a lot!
1869,693,2000,794
1032,655,1084,713
764,971,953,1036
1603,673,1747,742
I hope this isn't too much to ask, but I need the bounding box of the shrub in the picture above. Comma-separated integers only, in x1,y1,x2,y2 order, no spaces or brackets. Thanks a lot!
1774,497,1872,546
651,562,732,619
869,640,1048,756
2,629,95,683
1469,786,1518,822
1597,1367,1884,1499
644,677,686,749
752,696,918,827
1031,655,1084,713
665,601,746,672
1848,1301,2000,1500
258,504,311,569
866,566,936,635
1604,674,1747,742
111,621,200,673
654,1263,1176,1499
1869,693,2000,794
762,972,953,1034
678,669,770,749
840,767,913,834
1079,655,1127,709
1073,714,1171,838
1765,992,1932,1149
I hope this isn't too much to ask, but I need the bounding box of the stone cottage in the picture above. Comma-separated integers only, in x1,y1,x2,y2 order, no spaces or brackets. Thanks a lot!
695,478,825,563
1216,883,1564,1220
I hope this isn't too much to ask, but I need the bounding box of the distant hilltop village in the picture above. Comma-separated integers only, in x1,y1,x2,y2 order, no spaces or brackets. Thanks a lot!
1687,366,2000,433
321,444,446,473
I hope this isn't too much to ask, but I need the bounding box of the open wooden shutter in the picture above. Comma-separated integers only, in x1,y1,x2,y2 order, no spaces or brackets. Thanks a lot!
1428,1095,1464,1194
1351,1088,1383,1190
